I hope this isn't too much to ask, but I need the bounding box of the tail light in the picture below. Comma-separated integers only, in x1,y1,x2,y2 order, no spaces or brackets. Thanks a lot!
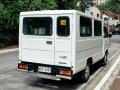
18,64,28,70
60,70,72,76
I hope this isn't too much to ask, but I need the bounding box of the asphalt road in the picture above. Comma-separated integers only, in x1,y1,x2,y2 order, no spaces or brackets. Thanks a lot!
0,35,120,90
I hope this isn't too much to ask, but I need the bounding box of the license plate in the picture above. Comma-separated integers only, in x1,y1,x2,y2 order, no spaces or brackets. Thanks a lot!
38,66,51,73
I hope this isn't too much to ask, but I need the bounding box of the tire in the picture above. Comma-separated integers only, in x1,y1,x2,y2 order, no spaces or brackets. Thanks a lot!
81,63,91,83
101,52,108,66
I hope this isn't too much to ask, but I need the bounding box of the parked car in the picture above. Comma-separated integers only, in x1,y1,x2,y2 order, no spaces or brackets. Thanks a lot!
112,28,120,34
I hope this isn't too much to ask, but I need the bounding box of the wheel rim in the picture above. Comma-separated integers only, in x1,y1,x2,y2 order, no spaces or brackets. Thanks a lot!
85,64,90,79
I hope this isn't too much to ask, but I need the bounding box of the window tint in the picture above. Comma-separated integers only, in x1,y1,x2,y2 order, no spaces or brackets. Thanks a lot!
94,20,102,36
57,16,70,37
23,17,52,36
80,16,92,37
104,26,108,38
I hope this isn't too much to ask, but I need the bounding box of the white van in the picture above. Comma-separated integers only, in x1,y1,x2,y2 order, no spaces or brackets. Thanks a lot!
18,10,110,82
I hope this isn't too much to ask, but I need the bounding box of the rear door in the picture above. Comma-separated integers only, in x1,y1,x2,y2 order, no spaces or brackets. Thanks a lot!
55,14,73,67
21,15,55,65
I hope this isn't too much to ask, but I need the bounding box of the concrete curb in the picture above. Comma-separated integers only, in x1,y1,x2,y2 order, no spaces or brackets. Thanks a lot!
94,52,120,90
0,48,19,54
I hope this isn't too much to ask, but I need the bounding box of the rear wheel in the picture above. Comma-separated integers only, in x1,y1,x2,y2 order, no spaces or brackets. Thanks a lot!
81,62,90,83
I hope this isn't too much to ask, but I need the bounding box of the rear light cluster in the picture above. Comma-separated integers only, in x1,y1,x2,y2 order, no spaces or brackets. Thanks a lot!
18,64,28,70
60,70,72,76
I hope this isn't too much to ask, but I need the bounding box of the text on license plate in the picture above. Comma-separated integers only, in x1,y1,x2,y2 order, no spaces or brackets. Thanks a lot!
38,66,51,73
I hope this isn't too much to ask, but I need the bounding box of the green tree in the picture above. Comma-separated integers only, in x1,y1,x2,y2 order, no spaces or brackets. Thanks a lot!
57,0,93,11
0,0,57,47
64,0,78,10
40,0,57,10
1,0,93,48
57,0,78,10
97,0,120,14
79,0,93,12
0,0,57,31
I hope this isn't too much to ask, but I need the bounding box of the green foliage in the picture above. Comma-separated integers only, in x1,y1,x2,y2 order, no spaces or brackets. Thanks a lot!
0,0,58,48
0,0,58,30
64,0,78,10
56,0,92,11
40,0,57,10
97,4,105,13
97,0,120,14
0,3,4,15
57,0,78,10
0,0,83,48
0,33,9,48
79,0,93,12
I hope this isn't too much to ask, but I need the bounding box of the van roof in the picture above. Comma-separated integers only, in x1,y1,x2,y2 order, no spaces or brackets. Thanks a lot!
20,10,103,21
20,10,78,15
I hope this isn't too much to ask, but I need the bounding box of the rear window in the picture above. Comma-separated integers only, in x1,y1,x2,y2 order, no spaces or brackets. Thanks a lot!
57,16,70,37
23,17,52,36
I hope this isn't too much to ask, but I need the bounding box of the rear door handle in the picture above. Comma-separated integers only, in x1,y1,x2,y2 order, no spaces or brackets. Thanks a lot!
46,41,52,45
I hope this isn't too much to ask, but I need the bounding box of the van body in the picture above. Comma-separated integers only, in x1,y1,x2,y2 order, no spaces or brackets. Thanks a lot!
18,10,109,81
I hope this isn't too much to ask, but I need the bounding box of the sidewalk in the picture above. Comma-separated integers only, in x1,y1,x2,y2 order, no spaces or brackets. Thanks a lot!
110,70,120,90
101,56,120,90
0,48,19,54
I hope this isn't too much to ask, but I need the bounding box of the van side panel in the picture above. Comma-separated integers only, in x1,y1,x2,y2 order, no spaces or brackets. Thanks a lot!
75,14,104,74
74,14,87,74
75,38,103,73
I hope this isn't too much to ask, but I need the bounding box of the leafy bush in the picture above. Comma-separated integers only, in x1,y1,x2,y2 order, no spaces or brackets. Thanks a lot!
0,0,80,48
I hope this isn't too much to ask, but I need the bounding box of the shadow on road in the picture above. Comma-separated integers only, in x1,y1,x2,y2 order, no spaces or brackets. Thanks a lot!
25,76,83,90
24,61,103,90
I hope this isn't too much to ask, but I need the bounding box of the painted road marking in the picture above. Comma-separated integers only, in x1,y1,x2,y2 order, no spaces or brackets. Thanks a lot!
94,49,120,90
79,49,120,90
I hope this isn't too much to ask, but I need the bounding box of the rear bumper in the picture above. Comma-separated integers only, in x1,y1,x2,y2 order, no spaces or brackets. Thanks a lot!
17,69,72,80
18,61,72,80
